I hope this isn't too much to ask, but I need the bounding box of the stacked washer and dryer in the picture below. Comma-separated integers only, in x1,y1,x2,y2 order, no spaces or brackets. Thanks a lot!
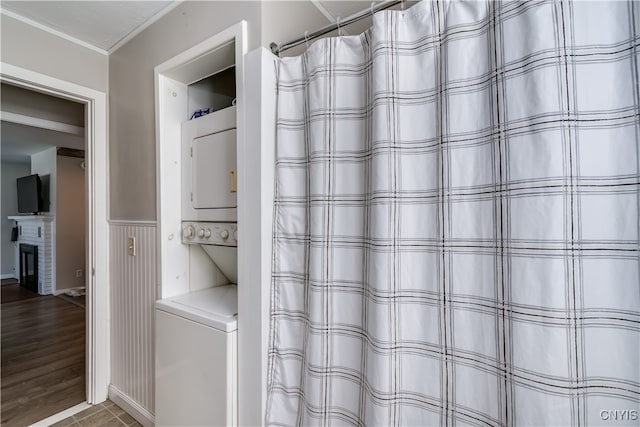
155,106,239,426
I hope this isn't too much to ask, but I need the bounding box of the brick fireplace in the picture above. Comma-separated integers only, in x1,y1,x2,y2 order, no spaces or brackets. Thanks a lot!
9,216,54,295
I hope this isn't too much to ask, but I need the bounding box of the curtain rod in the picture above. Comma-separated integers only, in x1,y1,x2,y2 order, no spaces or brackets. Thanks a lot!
270,0,403,56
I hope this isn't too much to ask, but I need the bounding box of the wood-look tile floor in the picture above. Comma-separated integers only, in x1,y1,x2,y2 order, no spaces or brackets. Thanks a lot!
1,294,85,426
50,401,141,427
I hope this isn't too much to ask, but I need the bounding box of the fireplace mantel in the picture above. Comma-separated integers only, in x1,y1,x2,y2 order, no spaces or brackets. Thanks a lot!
8,215,54,222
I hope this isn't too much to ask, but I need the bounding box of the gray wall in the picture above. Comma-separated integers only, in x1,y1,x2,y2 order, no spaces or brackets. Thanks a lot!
1,161,30,277
1,83,85,127
261,1,332,57
0,13,108,93
108,1,262,220
56,155,86,290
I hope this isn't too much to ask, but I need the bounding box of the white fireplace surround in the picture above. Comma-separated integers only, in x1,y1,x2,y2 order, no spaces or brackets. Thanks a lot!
9,215,55,294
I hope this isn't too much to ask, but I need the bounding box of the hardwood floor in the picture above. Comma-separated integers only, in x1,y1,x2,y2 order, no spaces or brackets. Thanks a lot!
1,295,85,426
1,280,40,304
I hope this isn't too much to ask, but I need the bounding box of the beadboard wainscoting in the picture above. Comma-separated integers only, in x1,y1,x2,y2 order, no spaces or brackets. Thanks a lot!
109,221,158,426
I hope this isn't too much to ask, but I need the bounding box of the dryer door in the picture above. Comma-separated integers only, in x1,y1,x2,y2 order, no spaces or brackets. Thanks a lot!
192,129,237,210
181,106,237,222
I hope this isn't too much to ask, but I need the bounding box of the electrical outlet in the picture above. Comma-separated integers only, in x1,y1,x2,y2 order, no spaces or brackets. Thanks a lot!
76,269,82,278
128,236,136,256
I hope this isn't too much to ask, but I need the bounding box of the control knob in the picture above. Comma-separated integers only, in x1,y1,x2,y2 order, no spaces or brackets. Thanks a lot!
220,229,229,240
197,228,205,238
183,225,195,240
204,228,211,238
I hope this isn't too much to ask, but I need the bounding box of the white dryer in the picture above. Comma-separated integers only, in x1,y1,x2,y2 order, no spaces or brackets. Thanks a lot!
155,285,237,427
182,106,237,223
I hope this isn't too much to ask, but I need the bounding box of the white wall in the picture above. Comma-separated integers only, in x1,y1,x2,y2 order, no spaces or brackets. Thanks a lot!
56,155,85,290
239,47,278,427
30,147,57,215
29,147,57,292
1,161,31,277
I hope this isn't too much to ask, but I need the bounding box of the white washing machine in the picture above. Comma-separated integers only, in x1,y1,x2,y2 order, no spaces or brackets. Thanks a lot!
155,285,237,427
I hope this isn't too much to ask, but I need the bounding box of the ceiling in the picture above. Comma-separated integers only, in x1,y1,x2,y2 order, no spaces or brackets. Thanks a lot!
0,1,177,53
1,121,85,164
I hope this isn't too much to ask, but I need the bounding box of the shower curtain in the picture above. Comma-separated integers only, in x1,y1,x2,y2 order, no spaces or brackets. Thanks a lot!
267,1,640,425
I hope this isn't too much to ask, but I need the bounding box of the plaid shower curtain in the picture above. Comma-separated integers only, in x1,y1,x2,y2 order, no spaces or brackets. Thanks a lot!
267,1,640,425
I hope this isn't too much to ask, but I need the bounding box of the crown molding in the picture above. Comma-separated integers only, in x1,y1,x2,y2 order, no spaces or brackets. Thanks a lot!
0,8,108,55
108,1,183,55
310,0,336,23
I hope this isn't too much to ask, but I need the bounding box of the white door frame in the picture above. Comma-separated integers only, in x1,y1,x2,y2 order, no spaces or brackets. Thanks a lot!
0,62,110,404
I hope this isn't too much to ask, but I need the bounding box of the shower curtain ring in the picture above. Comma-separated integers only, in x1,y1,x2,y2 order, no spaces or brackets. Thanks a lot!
304,30,310,48
336,17,341,36
371,2,376,17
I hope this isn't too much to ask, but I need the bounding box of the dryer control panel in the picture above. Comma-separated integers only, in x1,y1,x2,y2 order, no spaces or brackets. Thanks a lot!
182,222,237,247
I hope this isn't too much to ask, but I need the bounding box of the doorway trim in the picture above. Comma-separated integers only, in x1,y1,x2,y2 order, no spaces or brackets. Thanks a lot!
0,62,110,404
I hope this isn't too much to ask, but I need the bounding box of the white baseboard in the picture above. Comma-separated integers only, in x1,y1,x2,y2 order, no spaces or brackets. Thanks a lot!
108,385,154,427
54,286,86,296
1,274,18,280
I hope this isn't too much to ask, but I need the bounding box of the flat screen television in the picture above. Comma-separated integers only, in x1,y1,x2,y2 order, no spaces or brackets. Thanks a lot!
17,174,43,214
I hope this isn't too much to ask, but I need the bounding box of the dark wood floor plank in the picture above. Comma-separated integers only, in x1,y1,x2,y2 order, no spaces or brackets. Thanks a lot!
1,335,85,369
1,364,84,411
0,325,84,351
1,294,85,426
1,351,84,388
1,334,85,365
1,324,85,344
0,283,40,304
